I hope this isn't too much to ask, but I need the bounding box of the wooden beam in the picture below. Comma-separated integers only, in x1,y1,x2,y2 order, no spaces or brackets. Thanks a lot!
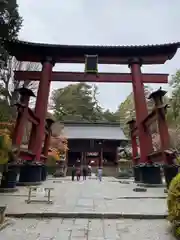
142,110,157,128
27,108,40,125
14,71,168,83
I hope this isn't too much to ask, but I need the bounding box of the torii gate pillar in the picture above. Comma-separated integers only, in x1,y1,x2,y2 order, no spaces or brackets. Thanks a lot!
28,57,54,160
127,119,141,182
41,118,54,181
129,59,161,184
18,57,54,185
149,89,179,187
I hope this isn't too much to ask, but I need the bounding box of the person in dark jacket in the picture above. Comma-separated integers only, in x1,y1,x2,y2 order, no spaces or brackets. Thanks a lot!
76,166,81,181
82,166,87,180
71,165,76,181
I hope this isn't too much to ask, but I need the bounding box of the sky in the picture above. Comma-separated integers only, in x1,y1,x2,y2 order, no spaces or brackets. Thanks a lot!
17,0,180,111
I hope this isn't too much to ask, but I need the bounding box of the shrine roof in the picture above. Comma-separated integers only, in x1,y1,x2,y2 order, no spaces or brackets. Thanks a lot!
61,121,128,141
4,40,180,64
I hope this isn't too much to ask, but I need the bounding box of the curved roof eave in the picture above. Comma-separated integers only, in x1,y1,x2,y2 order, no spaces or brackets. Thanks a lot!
4,40,180,64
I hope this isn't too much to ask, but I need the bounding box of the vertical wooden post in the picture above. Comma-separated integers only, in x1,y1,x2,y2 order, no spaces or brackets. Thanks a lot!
42,118,54,157
129,59,153,164
149,89,178,187
127,119,140,182
149,89,170,151
127,119,138,162
28,57,54,161
12,87,35,147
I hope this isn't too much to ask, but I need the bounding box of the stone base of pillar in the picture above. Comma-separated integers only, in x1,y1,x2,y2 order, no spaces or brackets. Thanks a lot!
0,165,18,189
140,165,162,184
133,167,141,182
164,165,179,189
17,164,42,186
41,165,47,181
53,168,65,177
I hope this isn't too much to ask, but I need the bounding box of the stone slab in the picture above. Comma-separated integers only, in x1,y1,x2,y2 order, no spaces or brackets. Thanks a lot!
0,218,176,240
0,176,167,215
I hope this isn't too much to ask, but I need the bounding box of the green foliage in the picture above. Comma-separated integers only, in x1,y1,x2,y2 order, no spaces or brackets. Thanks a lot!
0,132,11,164
167,70,180,127
117,85,164,135
0,1,22,121
0,0,22,65
51,83,118,122
167,172,180,238
0,99,12,122
47,155,57,167
117,92,134,135
102,109,119,122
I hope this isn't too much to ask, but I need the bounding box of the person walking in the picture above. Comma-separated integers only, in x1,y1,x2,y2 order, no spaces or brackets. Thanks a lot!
82,166,87,180
97,167,103,182
71,165,76,181
76,166,81,181
88,164,92,179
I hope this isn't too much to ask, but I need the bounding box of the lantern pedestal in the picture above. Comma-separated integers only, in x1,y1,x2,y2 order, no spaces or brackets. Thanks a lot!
53,160,66,177
0,164,18,190
41,164,47,181
139,165,162,185
17,163,42,186
133,166,141,182
117,159,132,179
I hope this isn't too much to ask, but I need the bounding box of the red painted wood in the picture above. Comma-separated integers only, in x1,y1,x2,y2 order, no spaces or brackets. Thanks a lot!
14,71,168,83
142,110,157,128
43,133,51,157
127,120,138,164
130,62,153,164
27,108,39,125
157,108,170,164
28,61,53,161
12,95,30,146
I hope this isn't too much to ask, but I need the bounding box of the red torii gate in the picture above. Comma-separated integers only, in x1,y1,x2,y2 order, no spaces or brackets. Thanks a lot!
127,88,178,186
4,40,179,185
14,71,168,83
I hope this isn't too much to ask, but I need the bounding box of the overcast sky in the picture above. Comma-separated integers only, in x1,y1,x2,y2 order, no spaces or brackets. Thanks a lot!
17,0,180,111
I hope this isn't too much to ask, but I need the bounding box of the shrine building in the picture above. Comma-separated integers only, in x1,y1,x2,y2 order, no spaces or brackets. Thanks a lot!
61,121,128,168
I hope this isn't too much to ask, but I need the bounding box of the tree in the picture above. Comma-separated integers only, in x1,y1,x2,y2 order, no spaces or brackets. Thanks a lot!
0,1,23,122
91,84,103,121
0,0,22,66
167,70,180,127
169,128,180,153
102,109,119,122
1,58,40,104
0,58,40,120
51,83,103,122
116,85,155,135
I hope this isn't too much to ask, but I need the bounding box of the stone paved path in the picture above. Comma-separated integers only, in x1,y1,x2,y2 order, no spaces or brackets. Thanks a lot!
0,176,167,215
0,218,175,239
0,176,175,239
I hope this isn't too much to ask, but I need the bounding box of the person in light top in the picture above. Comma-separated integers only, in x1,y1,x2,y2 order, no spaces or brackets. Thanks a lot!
88,164,92,178
97,167,103,182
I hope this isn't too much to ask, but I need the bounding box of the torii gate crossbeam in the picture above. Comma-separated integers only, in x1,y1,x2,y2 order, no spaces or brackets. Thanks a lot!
14,71,168,83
